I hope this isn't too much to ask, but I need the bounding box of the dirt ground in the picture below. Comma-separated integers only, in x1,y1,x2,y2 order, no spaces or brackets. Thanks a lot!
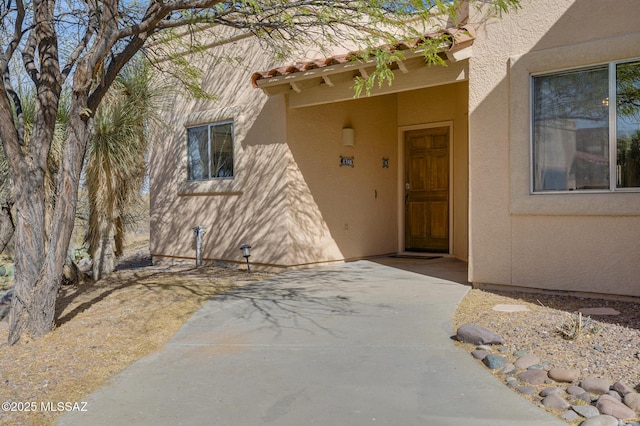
0,249,272,426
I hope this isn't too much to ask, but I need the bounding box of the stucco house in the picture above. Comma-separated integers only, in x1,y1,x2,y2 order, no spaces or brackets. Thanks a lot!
149,0,640,297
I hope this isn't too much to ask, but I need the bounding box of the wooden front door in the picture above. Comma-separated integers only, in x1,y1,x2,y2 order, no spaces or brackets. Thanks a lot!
404,127,449,253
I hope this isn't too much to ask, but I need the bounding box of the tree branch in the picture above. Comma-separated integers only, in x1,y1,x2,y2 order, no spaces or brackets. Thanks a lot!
88,35,146,112
115,0,175,39
0,84,23,170
61,0,99,81
3,72,25,147
3,0,25,68
0,0,26,148
22,28,39,84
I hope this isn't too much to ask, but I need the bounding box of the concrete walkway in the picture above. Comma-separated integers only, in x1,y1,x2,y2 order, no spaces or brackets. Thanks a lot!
58,259,565,426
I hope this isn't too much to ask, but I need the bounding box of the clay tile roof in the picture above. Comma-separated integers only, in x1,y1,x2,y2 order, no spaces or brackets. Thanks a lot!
251,25,475,88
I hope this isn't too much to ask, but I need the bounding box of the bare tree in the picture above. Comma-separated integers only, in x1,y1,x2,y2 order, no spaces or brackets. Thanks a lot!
1,0,520,344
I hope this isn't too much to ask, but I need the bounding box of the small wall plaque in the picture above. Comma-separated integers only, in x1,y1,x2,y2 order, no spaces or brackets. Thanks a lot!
340,156,354,167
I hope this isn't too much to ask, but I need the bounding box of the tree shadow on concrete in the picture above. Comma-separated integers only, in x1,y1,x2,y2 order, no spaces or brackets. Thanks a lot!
211,268,368,338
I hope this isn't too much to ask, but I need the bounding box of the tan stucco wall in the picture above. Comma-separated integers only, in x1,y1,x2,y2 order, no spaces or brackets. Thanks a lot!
149,35,296,267
151,30,469,268
469,0,640,295
150,1,640,294
285,94,399,264
283,81,468,264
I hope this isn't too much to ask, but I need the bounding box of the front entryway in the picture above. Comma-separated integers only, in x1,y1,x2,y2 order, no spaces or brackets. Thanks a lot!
404,127,450,253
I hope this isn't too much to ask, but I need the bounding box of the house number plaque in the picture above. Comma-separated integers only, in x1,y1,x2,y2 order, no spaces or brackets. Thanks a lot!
340,156,354,167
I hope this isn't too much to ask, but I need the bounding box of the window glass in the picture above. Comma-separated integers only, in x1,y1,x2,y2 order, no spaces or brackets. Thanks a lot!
187,122,234,180
187,125,209,180
616,61,640,188
210,123,234,178
532,67,609,191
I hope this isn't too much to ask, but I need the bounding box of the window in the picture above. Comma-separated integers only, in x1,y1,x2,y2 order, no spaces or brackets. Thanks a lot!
532,60,640,192
187,121,234,180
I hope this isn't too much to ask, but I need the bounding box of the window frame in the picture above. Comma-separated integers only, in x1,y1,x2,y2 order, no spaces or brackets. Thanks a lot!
530,59,640,194
186,120,235,181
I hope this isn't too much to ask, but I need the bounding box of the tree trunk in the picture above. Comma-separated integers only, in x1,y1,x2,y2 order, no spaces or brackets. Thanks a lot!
7,90,92,344
88,157,118,280
92,232,116,280
7,167,47,342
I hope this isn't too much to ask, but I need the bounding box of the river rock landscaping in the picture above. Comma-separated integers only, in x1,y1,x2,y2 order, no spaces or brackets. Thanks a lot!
454,289,640,426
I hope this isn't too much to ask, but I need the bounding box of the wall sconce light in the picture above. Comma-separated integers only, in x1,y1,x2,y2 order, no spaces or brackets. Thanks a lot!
240,244,251,273
342,128,355,147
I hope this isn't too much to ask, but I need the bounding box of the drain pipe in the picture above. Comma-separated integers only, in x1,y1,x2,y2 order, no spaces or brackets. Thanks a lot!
193,226,206,266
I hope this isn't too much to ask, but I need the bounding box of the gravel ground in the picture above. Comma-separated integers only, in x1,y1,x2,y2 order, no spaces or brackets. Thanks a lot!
453,288,640,422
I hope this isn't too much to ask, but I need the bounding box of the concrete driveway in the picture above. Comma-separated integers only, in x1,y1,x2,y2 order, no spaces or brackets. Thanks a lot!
57,259,564,426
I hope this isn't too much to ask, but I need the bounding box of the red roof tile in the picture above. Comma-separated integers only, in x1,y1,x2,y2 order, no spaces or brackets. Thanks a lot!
251,25,475,88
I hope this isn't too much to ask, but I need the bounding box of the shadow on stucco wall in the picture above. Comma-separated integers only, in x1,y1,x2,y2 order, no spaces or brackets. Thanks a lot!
149,90,346,268
467,0,640,297
148,28,404,269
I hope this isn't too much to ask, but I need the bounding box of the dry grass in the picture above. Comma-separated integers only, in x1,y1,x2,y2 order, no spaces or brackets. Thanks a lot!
0,256,272,426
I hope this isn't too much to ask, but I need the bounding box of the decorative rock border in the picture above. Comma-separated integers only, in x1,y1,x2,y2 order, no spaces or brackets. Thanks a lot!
456,323,640,426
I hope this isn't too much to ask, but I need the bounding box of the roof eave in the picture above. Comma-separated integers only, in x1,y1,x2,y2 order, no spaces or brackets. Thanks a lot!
252,25,476,94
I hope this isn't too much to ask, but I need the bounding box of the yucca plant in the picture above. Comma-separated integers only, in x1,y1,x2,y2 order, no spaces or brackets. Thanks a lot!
85,60,165,280
0,60,164,280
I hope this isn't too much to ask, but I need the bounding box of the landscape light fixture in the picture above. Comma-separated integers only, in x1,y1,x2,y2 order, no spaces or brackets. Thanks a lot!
240,244,252,273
